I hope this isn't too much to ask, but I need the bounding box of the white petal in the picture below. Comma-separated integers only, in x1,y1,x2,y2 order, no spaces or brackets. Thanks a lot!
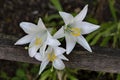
40,44,47,55
28,45,40,57
39,60,49,74
53,59,65,70
80,22,100,34
46,46,52,54
65,34,76,54
20,22,38,34
37,18,47,31
77,35,92,52
46,33,61,46
34,53,43,61
59,11,74,25
15,35,33,45
54,26,65,39
47,38,60,46
74,5,88,21
59,54,69,61
54,47,66,56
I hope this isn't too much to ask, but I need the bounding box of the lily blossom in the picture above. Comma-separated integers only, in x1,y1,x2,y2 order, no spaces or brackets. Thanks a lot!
34,46,68,74
15,18,60,57
54,5,100,54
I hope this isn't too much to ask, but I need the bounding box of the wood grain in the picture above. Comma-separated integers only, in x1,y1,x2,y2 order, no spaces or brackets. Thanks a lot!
0,34,120,73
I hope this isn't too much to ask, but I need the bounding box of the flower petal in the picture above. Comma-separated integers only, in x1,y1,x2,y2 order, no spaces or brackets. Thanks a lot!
80,22,100,34
59,54,69,61
46,33,61,46
37,18,47,31
28,45,40,57
74,5,88,21
77,35,92,52
40,44,47,55
15,35,33,45
65,33,76,54
54,26,65,39
54,47,66,56
53,58,65,70
20,22,38,34
39,59,49,74
59,11,74,25
34,53,43,61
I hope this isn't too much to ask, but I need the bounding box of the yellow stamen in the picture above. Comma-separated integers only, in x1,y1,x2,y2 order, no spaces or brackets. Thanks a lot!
47,53,57,62
35,37,42,46
24,46,28,50
70,27,81,37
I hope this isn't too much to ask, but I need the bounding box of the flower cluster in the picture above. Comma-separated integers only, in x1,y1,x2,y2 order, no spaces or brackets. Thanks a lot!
15,5,100,74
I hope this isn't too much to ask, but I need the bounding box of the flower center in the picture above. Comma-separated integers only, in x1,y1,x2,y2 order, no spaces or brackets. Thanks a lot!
65,25,81,37
35,37,42,46
47,53,57,62
70,27,81,37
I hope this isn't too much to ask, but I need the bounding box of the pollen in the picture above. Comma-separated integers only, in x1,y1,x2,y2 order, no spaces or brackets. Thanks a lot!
35,37,42,46
70,27,81,37
47,53,57,62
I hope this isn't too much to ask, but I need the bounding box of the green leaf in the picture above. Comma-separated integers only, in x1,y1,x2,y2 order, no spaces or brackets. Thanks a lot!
0,72,9,80
86,30,99,42
50,0,63,11
11,77,20,80
16,69,25,77
116,74,120,80
40,68,53,80
113,34,117,48
108,0,117,22
100,36,111,47
90,33,102,45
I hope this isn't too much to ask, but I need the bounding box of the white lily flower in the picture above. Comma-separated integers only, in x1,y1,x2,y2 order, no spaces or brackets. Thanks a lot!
15,18,60,57
54,5,100,54
34,46,68,74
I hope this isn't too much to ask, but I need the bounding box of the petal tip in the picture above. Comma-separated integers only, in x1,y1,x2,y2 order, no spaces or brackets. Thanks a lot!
20,22,25,27
59,11,63,14
14,42,18,45
94,25,100,31
66,58,69,61
85,4,88,7
66,51,70,55
89,49,92,53
14,41,21,45
38,18,42,22
97,25,100,29
29,49,35,57
88,47,92,53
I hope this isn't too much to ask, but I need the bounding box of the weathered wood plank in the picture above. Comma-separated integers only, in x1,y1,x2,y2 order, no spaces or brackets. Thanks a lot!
0,34,120,73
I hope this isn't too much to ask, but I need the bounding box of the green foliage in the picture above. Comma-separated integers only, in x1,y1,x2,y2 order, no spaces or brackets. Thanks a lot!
0,71,9,80
11,69,28,80
108,0,117,22
86,21,120,48
38,67,78,80
39,67,57,80
117,74,120,80
86,0,120,48
86,16,99,24
43,14,63,27
64,68,78,80
50,0,63,11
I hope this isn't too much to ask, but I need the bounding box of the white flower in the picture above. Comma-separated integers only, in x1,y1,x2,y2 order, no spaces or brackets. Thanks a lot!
34,46,68,74
15,18,60,57
54,5,100,54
